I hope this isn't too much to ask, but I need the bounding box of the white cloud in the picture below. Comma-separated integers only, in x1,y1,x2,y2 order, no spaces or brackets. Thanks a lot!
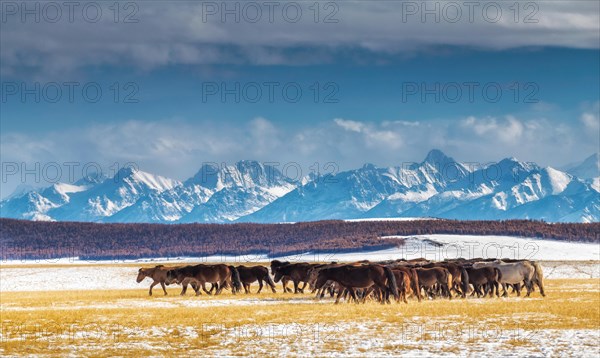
2,110,598,197
334,118,403,149
462,115,524,144
581,112,599,129
334,118,365,133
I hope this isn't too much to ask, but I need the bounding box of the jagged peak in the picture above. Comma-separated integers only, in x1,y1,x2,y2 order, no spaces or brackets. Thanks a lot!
361,163,377,170
114,166,137,179
421,149,459,169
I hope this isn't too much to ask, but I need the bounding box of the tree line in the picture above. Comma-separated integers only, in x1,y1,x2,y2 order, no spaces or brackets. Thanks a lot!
0,218,597,260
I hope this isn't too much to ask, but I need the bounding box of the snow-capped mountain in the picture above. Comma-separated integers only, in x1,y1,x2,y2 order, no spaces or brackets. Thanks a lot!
177,161,296,223
1,151,598,223
240,150,471,222
47,167,180,222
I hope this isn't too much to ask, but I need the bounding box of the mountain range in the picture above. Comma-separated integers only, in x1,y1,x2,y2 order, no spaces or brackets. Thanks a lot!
1,150,598,223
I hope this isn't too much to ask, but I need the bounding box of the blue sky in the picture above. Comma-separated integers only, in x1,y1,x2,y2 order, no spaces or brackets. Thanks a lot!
1,1,599,196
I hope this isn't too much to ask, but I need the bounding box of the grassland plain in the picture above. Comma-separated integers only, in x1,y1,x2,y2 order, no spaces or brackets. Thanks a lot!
1,275,599,357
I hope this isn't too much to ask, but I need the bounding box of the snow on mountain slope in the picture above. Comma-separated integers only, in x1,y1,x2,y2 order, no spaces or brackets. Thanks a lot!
179,161,296,223
1,151,598,223
241,151,470,223
48,167,182,222
0,182,90,221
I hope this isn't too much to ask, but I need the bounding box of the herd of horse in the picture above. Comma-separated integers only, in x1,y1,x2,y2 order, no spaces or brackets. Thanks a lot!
136,258,545,304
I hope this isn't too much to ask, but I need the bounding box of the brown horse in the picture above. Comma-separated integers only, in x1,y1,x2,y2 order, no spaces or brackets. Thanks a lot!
167,264,242,296
426,262,469,298
415,267,453,300
236,265,277,294
390,266,422,302
390,269,409,304
270,260,294,293
315,264,399,304
272,262,315,294
137,265,177,296
464,266,501,297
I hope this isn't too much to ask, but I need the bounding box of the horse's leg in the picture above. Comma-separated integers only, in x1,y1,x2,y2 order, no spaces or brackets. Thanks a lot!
469,286,477,297
315,287,322,299
149,281,158,296
257,280,264,294
244,283,250,294
160,281,168,296
293,280,300,294
202,283,213,295
524,280,532,297
538,281,546,297
347,288,359,304
180,283,188,296
334,289,345,304
362,287,374,304
193,283,202,296
216,280,226,295
342,288,349,301
268,279,277,293
299,281,307,294
319,285,328,299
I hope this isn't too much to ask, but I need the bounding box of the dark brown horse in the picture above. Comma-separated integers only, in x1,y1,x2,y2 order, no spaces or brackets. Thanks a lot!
167,264,242,296
314,264,399,304
236,265,277,294
272,262,314,294
270,260,294,293
464,266,501,298
425,262,469,298
415,267,453,299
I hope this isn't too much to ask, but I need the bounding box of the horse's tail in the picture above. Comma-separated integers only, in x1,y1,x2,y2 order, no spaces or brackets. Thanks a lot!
229,266,242,293
446,271,453,291
494,267,502,283
411,268,422,302
265,270,277,290
460,266,469,297
531,261,545,297
384,266,400,301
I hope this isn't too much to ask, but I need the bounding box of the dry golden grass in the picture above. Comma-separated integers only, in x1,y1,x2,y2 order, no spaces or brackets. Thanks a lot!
1,279,599,356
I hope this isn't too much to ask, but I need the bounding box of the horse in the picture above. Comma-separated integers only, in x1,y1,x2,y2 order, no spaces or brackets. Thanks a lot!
530,261,546,297
422,262,468,298
236,265,277,294
314,264,399,304
167,264,242,296
473,260,535,297
272,262,315,294
464,266,501,298
270,260,294,293
390,269,409,303
414,267,453,300
389,266,421,302
137,265,179,296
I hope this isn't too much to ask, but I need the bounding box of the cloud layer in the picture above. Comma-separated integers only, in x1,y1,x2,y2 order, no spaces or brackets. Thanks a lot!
2,106,598,197
2,1,599,78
